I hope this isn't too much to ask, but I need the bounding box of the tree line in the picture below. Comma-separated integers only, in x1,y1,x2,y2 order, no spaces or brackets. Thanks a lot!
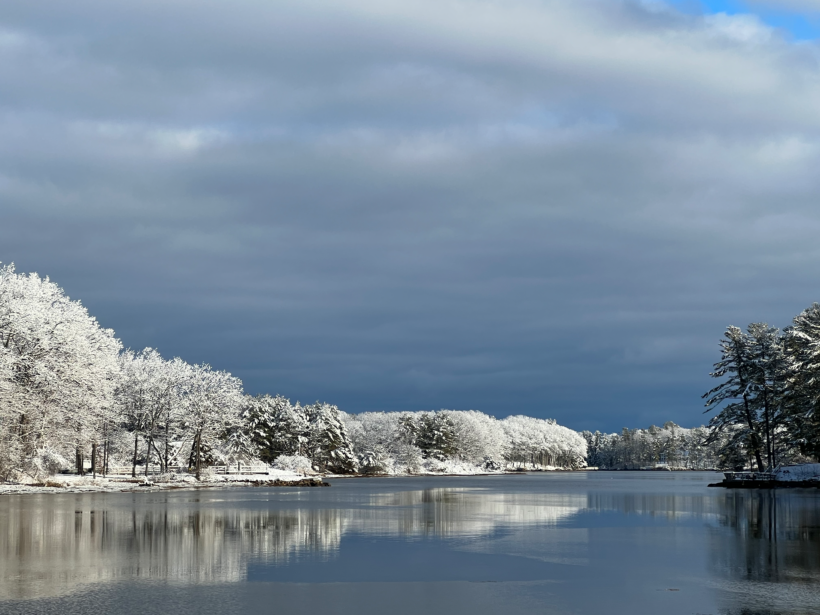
8,262,814,479
582,423,725,470
0,264,587,480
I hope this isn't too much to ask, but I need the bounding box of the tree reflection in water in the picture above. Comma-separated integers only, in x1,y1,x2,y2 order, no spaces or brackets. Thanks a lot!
710,489,820,614
0,487,584,601
1,476,820,615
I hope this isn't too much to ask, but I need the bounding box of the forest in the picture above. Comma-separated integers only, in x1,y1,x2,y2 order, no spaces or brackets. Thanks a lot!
3,262,819,481
0,264,587,480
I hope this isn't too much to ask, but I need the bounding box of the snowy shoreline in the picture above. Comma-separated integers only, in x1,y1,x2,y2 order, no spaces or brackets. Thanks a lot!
0,470,313,495
0,467,591,495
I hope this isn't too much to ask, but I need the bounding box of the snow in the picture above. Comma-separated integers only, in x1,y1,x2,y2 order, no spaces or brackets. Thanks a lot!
774,463,820,482
0,469,309,495
2,264,590,487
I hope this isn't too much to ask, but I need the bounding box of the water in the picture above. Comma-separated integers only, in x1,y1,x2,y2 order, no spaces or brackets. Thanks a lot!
1,472,819,615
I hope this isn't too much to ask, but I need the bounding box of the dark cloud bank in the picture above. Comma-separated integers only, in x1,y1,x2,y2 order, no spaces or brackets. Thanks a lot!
2,0,820,432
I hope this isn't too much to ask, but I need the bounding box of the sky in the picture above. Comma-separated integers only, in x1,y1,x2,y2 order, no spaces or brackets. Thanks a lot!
2,0,820,433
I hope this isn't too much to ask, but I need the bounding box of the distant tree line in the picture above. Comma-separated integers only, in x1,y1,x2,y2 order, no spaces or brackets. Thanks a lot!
582,423,725,470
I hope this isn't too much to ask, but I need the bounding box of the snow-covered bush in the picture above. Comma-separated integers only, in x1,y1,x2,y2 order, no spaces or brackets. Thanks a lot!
272,455,315,475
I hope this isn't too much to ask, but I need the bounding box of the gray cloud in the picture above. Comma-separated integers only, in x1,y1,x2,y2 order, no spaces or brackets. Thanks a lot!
2,0,820,431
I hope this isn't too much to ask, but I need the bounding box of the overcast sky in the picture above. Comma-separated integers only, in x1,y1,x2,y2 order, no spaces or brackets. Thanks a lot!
2,0,820,432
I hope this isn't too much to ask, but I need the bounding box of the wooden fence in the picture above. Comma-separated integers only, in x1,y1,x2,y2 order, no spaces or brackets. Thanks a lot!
80,463,272,476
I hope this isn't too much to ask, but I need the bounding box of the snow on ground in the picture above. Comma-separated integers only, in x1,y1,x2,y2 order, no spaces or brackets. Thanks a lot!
775,463,820,482
0,469,307,495
0,462,577,495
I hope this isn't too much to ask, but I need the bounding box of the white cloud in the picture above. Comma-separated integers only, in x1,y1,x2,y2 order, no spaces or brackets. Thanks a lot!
705,12,774,42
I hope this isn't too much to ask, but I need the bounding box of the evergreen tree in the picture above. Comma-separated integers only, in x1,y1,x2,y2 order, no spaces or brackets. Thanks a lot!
415,411,459,461
241,394,309,463
703,325,766,472
305,402,357,474
746,323,788,468
784,303,820,460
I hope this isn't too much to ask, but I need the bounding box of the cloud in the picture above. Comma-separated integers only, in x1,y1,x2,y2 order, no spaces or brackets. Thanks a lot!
1,0,819,431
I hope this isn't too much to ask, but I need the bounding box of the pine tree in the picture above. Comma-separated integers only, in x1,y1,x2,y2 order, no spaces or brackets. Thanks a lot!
703,325,766,472
240,394,309,463
415,412,459,461
746,323,788,469
305,402,357,474
784,303,820,460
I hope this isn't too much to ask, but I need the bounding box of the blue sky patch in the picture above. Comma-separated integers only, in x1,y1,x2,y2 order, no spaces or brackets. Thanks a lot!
667,0,820,39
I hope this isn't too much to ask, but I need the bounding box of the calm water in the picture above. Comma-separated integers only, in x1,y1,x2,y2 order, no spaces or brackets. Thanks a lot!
1,472,819,615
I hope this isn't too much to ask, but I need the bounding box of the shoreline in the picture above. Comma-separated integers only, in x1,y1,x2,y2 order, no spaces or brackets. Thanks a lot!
709,479,820,489
0,467,725,495
0,470,532,495
0,471,323,495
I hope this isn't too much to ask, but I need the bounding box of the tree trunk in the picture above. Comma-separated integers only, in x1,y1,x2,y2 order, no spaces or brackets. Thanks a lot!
132,433,139,478
145,435,153,477
195,431,202,480
102,423,108,477
730,337,765,472
164,420,170,473
763,392,772,470
92,442,97,479
741,393,766,472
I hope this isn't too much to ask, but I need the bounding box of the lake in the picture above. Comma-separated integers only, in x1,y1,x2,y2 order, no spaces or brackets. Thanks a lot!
1,472,819,615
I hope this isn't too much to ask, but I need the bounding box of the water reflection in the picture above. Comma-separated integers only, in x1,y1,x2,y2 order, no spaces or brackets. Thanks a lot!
0,500,342,599
0,476,819,615
0,487,585,600
709,490,820,614
359,488,585,537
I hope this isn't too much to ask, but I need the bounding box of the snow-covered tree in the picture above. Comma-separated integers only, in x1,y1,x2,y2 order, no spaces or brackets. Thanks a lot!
178,362,244,479
500,415,587,469
703,325,767,472
589,423,724,470
117,349,190,475
746,323,789,469
342,410,422,474
447,410,506,466
240,394,309,463
342,409,587,473
305,402,357,474
0,263,121,479
414,411,459,461
784,304,820,460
